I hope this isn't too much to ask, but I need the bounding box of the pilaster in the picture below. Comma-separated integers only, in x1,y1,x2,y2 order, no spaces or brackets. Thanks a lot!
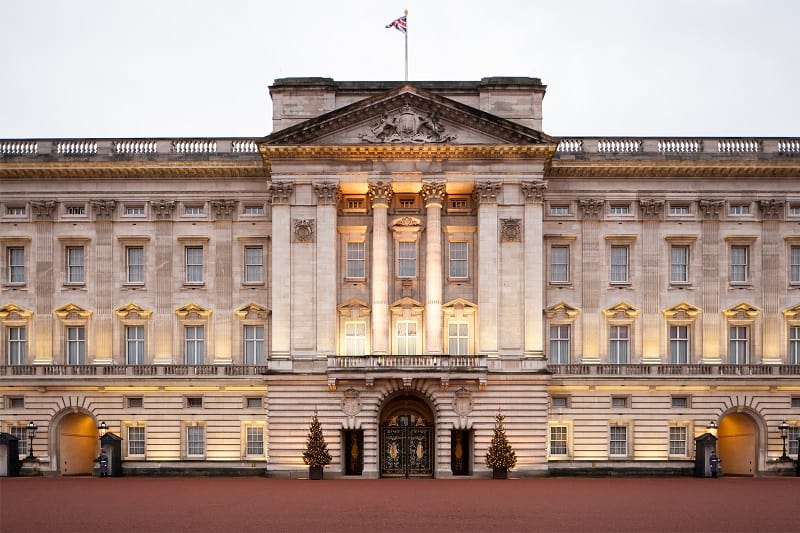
90,199,116,364
759,199,784,363
210,200,236,363
639,199,664,363
522,181,546,357
315,182,339,356
699,199,724,363
578,199,604,362
422,180,445,355
270,182,293,359
151,200,176,364
31,201,56,364
474,182,500,356
368,181,393,355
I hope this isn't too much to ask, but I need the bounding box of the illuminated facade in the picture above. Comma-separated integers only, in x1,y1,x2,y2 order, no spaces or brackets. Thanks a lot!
1,77,799,477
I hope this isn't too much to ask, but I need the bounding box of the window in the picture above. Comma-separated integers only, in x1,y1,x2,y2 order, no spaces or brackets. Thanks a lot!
396,321,417,355
244,246,263,283
344,322,366,356
550,246,569,283
730,245,749,283
729,204,750,215
345,198,364,211
397,242,416,278
398,197,416,209
669,325,689,364
669,426,687,456
125,206,145,215
8,326,26,365
244,205,264,215
791,246,800,284
186,426,205,456
670,246,689,283
449,242,468,279
66,326,85,365
551,396,569,408
729,326,749,364
6,206,26,216
185,205,204,215
346,242,365,279
789,427,799,457
185,326,205,365
610,246,629,283
669,205,689,215
610,205,629,215
127,397,143,408
448,322,469,355
185,246,204,284
66,205,85,215
66,246,85,284
128,426,145,456
791,326,800,365
550,206,569,215
9,397,24,409
449,197,468,211
9,426,26,457
243,325,264,364
246,426,264,456
609,426,628,456
611,396,629,408
246,397,263,408
186,397,203,408
671,396,688,408
125,326,145,365
791,205,800,216
791,397,800,408
608,325,629,364
550,426,568,456
126,247,144,284
549,325,570,364
7,247,24,284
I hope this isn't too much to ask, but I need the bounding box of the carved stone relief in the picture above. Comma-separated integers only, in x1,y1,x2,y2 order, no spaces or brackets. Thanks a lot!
453,387,473,417
359,104,457,144
313,182,339,205
500,218,522,243
293,219,315,243
30,200,56,221
367,181,394,207
639,199,664,218
578,199,604,219
759,199,784,219
90,199,116,219
341,388,361,416
521,181,547,203
421,181,446,207
698,199,725,219
210,199,237,218
150,200,176,219
269,181,293,205
472,182,501,205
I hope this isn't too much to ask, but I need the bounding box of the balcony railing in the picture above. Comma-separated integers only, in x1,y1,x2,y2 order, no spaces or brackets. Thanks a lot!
328,355,487,371
0,364,269,377
547,364,800,376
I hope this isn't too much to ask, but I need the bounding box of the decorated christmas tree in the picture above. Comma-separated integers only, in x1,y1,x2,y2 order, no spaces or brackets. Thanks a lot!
302,410,332,468
485,411,517,470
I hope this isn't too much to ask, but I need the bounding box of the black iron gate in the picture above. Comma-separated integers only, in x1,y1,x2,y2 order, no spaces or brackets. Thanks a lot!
381,423,433,477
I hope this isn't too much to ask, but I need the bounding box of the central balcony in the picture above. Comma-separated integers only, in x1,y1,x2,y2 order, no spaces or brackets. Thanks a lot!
327,355,487,371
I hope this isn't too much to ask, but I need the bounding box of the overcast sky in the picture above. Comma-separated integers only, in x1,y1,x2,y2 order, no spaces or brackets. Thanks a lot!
1,0,798,139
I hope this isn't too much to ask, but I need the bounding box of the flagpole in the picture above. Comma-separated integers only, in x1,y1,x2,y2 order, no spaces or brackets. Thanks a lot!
404,9,409,81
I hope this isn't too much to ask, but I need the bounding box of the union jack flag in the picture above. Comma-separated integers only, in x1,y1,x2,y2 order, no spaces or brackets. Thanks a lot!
386,15,407,34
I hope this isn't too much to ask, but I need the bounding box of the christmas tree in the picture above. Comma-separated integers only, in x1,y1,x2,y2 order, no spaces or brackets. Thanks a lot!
302,410,332,468
485,411,517,470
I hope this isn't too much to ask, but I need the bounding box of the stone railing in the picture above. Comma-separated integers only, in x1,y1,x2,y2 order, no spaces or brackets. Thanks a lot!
0,140,38,155
328,355,487,371
555,137,799,154
0,364,269,377
115,140,158,154
0,138,262,158
547,364,800,376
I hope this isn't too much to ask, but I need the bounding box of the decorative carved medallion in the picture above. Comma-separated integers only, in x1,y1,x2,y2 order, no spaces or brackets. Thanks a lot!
759,199,784,219
31,200,56,220
150,200,176,218
639,199,664,218
578,199,604,219
210,199,237,218
269,181,293,205
342,388,361,416
698,199,724,219
359,104,457,144
500,218,522,242
393,216,423,228
90,199,116,219
313,182,339,205
293,218,315,243
453,387,473,417
521,181,547,203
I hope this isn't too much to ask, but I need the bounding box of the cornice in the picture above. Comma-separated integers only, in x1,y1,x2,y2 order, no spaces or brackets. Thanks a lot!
548,160,800,178
0,160,268,179
260,144,557,161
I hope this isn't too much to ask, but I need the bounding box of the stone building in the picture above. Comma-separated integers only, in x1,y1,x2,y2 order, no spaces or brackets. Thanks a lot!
1,77,798,477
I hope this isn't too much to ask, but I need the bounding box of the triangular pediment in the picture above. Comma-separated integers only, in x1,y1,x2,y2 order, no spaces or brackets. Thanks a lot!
0,303,33,320
235,302,270,320
264,85,556,146
175,302,212,319
54,303,92,320
544,302,580,319
723,302,761,319
603,302,640,319
783,303,800,320
337,298,371,319
114,302,153,320
662,302,701,320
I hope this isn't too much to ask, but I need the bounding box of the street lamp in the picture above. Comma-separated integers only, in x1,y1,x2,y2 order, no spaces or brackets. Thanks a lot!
98,421,108,437
778,420,790,461
25,421,37,460
706,420,718,435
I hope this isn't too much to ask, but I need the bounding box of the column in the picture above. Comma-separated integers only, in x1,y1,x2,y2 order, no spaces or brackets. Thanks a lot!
639,199,664,363
759,199,784,364
314,182,338,356
422,181,445,355
699,199,724,363
578,199,604,362
151,200,176,364
270,182,293,359
522,182,547,357
368,181,393,355
31,201,56,364
91,200,116,364
475,182,500,356
211,200,236,364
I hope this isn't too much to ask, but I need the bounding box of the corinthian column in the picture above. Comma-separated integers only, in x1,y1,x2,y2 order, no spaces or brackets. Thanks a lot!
521,181,546,357
368,181,393,355
270,182,293,359
422,181,445,355
314,182,339,357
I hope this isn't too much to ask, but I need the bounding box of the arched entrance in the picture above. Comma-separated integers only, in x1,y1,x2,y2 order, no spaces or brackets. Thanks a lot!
717,412,758,476
379,395,434,478
57,412,98,475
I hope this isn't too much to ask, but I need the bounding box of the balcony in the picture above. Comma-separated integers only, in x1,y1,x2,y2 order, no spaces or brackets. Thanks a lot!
0,364,269,377
327,355,487,372
547,364,800,376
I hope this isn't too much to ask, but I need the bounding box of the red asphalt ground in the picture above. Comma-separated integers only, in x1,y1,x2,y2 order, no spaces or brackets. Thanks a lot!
1,476,798,533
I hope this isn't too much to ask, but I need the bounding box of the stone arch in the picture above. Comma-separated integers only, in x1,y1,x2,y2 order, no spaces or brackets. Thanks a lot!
49,405,102,476
376,387,438,478
716,405,767,475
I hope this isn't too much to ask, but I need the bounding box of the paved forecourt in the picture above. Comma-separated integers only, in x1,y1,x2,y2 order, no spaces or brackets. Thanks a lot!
1,477,797,532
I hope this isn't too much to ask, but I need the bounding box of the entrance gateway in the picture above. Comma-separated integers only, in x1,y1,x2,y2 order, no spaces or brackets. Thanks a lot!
380,395,434,478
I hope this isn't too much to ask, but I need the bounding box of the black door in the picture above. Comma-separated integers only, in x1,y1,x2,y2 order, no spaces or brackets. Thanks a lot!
381,415,433,478
344,430,363,476
451,430,470,476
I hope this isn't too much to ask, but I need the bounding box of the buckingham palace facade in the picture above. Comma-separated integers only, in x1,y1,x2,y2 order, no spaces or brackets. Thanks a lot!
1,77,799,477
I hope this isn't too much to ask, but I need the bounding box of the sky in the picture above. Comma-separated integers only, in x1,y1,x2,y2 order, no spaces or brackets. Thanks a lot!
1,0,798,139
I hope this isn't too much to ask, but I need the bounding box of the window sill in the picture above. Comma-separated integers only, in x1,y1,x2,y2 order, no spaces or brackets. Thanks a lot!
609,282,632,288
447,277,471,283
549,281,572,287
242,281,265,287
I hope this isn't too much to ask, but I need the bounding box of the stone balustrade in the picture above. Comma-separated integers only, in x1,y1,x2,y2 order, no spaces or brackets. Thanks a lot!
55,140,98,155
0,140,38,155
0,364,269,377
328,355,487,371
554,137,799,154
115,140,158,154
547,364,800,376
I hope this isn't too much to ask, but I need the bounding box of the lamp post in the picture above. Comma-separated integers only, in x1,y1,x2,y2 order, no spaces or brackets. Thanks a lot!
706,420,718,436
778,420,790,461
25,421,37,460
98,421,108,437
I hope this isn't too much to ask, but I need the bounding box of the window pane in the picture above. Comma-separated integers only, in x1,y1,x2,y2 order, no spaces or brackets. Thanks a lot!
8,247,25,283
8,326,26,365
670,246,688,282
126,326,145,365
397,242,416,278
449,242,468,278
67,247,85,283
9,427,26,456
550,325,570,364
790,327,800,365
67,326,85,365
346,242,365,278
448,322,469,355
344,322,366,356
609,426,627,455
187,426,204,456
551,246,569,282
669,325,689,364
127,247,144,283
397,321,417,355
791,246,800,283
128,426,145,455
550,426,568,455
729,326,748,364
185,247,203,283
730,246,748,282
669,427,687,455
610,246,628,282
246,427,264,455
186,326,205,365
245,246,264,283
609,325,629,364
244,325,265,364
